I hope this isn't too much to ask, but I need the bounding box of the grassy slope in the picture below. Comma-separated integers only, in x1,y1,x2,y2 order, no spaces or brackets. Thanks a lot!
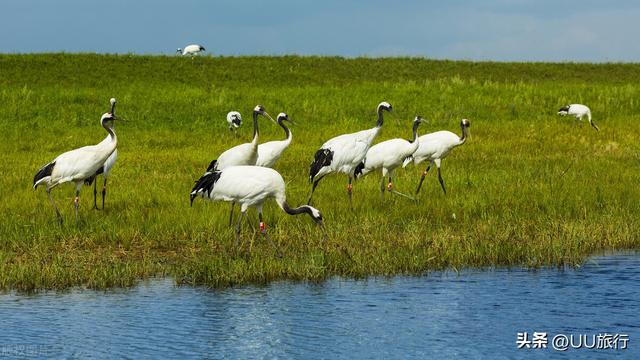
0,54,638,291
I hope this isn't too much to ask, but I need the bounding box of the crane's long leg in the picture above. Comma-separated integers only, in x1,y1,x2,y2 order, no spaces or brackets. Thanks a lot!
379,175,386,200
228,202,235,226
235,209,245,247
92,179,99,210
258,211,282,258
415,165,431,194
73,189,80,222
437,166,447,195
307,175,325,205
387,174,416,200
101,177,108,210
347,176,353,209
47,188,63,225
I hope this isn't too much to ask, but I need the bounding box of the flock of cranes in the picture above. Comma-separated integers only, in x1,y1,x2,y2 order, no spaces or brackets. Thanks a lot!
32,96,598,246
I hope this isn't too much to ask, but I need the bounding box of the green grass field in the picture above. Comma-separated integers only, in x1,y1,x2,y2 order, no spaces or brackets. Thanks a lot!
1,54,639,291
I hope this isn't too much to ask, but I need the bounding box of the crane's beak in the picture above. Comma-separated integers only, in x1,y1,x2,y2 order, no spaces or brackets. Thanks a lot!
286,118,297,126
262,111,277,125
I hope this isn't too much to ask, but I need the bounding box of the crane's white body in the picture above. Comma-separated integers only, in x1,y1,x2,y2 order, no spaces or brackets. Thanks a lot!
103,148,118,177
178,44,205,56
34,127,117,190
558,104,599,131
360,138,418,177
315,127,380,178
193,166,293,212
216,142,258,169
403,130,462,168
256,113,292,168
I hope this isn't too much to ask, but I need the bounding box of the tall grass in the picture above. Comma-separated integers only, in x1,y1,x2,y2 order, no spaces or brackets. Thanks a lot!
1,54,638,291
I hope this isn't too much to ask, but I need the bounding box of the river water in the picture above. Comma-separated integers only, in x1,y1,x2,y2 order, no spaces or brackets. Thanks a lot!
1,253,638,359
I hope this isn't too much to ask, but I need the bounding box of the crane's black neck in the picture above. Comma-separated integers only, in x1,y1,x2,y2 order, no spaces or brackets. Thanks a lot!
278,119,290,140
282,202,314,218
410,120,420,143
376,108,385,128
459,122,468,144
102,120,116,139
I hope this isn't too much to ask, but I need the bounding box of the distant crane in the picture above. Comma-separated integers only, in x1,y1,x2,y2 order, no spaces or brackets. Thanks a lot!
176,44,206,57
33,105,121,223
557,104,599,131
403,118,471,195
201,105,275,225
227,111,242,136
307,101,393,206
85,98,119,210
354,116,423,200
190,165,326,252
256,113,293,168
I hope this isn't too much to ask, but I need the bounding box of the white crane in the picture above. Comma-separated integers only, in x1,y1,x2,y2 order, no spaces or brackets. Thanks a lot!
354,116,423,200
256,112,293,168
201,105,275,225
226,111,242,135
402,118,471,195
307,101,393,206
176,44,206,57
558,104,599,131
33,106,120,223
190,165,326,252
85,98,119,210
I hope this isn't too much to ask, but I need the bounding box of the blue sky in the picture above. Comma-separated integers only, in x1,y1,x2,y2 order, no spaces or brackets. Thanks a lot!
2,0,639,62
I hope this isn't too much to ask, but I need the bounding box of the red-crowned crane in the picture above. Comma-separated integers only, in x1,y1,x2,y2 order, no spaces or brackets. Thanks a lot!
307,101,392,206
190,165,326,253
402,118,471,195
227,111,242,136
558,104,599,131
177,44,206,57
256,112,293,168
85,98,119,210
33,104,121,223
354,116,423,200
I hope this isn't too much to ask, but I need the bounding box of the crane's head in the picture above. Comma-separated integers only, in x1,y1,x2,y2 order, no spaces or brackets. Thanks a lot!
277,112,295,125
253,104,276,124
100,112,119,126
378,101,393,113
414,115,423,124
461,118,470,128
176,48,182,54
558,105,570,116
227,111,242,128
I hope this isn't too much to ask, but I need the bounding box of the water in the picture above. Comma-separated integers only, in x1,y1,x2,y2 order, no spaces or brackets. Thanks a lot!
1,254,639,359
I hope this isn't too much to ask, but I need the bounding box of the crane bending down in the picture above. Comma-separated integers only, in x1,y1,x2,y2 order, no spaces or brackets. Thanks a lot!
227,111,242,136
200,105,275,225
177,44,206,57
403,118,471,195
33,107,120,223
557,104,599,131
190,166,326,252
256,113,293,168
307,101,393,206
85,98,119,210
354,116,423,200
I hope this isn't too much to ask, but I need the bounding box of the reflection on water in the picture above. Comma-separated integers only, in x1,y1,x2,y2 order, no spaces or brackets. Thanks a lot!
1,253,639,358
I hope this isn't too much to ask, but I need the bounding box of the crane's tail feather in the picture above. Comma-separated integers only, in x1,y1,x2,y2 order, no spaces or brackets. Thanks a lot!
206,159,218,172
309,149,333,183
190,170,222,206
353,161,366,179
402,156,414,168
33,161,55,189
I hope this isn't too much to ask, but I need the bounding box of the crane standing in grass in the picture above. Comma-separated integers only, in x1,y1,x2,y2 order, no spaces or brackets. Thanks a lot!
85,98,119,210
557,104,599,131
354,116,423,200
199,105,276,225
308,101,393,206
190,166,326,253
256,113,293,168
226,111,242,136
176,44,206,57
33,103,121,223
403,118,471,195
